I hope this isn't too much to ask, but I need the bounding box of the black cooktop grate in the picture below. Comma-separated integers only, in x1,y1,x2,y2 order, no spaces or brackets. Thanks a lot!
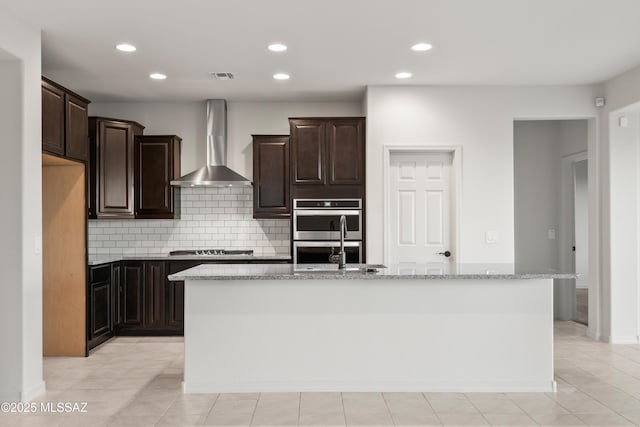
168,249,254,256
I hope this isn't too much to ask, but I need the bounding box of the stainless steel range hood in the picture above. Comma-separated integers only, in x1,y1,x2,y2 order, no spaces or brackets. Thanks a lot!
170,99,251,187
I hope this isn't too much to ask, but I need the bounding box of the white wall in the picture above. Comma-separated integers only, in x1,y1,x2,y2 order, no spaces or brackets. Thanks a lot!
514,121,561,270
608,111,640,343
366,86,598,264
514,120,588,270
89,101,363,179
600,64,640,342
559,120,590,156
0,7,43,401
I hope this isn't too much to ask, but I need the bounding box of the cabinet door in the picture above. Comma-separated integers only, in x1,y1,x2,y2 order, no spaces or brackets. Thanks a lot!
166,280,184,331
98,120,135,217
65,94,89,162
253,135,290,218
42,81,65,156
144,261,165,328
122,263,143,326
135,136,180,218
327,119,364,185
111,263,122,327
87,264,113,350
90,281,111,338
290,120,325,185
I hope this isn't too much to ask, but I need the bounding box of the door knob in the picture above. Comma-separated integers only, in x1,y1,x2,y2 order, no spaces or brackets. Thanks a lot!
437,250,451,257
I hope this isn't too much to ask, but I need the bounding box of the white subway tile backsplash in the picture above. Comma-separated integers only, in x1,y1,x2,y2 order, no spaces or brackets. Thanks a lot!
88,187,290,256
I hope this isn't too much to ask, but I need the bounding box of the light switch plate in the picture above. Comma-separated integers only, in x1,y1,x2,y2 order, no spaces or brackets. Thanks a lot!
485,231,497,244
547,229,556,240
34,235,42,254
620,116,629,128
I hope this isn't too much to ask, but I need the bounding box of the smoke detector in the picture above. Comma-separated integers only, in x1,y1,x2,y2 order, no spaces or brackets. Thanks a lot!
210,72,235,80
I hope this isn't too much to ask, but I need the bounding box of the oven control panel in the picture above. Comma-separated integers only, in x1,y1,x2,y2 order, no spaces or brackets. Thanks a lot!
294,199,361,209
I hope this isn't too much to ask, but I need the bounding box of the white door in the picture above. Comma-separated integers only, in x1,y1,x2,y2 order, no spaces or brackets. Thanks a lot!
388,151,453,265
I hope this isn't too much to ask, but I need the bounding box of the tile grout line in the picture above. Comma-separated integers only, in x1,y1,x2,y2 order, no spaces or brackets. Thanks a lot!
380,393,397,426
339,392,347,426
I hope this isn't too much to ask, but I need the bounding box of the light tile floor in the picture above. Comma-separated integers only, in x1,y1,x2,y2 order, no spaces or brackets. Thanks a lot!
2,322,640,426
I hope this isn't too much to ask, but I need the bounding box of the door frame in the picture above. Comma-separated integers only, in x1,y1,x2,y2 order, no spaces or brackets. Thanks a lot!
383,145,462,265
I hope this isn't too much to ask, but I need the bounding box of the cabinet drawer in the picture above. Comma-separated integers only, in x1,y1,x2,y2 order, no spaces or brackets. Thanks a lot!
89,264,111,283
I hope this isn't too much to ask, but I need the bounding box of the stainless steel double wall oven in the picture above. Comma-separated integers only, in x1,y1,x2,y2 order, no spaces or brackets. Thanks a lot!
292,198,363,264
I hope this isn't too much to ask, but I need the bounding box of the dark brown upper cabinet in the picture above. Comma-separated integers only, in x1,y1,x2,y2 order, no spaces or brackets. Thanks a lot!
88,117,144,219
252,135,290,218
290,120,325,185
134,135,181,219
327,119,364,185
289,117,365,198
42,77,90,162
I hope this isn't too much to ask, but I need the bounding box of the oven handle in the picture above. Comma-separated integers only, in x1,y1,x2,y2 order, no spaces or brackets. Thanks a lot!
293,210,361,216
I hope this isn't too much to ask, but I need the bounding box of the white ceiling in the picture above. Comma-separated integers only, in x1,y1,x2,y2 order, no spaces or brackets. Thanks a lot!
5,0,640,102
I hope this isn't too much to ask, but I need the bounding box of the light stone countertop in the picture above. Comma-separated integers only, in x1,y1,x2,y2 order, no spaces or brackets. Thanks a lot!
88,254,291,266
168,263,577,281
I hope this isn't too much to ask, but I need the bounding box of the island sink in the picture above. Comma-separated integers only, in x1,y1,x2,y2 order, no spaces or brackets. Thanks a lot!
293,264,386,273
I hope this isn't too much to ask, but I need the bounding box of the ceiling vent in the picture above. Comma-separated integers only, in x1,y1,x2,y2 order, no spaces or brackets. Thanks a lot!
210,72,235,80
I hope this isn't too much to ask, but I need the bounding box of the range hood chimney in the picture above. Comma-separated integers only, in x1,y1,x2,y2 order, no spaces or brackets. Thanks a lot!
170,99,251,187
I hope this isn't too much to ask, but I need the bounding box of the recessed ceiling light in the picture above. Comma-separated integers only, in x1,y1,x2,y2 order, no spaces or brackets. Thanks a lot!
411,43,432,52
395,72,412,79
268,43,287,52
149,73,167,80
116,43,136,52
273,73,290,80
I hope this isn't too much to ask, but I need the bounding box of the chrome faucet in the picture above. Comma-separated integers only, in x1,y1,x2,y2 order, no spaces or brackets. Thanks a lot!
338,215,347,269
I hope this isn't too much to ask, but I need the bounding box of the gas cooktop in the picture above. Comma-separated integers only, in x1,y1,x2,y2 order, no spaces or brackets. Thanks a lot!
169,249,254,256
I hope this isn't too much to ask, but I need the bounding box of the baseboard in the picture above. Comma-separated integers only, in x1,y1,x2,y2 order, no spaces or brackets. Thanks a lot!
0,381,46,402
22,381,46,402
609,335,640,344
183,379,556,394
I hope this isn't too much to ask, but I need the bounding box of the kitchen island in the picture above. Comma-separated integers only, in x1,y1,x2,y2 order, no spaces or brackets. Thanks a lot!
169,263,574,393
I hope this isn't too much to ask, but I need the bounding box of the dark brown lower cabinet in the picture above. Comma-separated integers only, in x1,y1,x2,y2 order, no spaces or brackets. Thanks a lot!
144,261,166,329
111,263,122,326
87,264,114,350
166,261,200,333
117,260,182,335
166,281,184,331
88,259,289,346
122,262,144,327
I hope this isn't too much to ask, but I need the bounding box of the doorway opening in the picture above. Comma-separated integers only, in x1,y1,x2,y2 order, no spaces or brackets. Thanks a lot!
514,120,589,323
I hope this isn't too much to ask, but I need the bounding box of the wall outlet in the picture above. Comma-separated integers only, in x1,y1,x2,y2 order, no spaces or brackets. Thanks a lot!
485,231,497,244
547,229,556,240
